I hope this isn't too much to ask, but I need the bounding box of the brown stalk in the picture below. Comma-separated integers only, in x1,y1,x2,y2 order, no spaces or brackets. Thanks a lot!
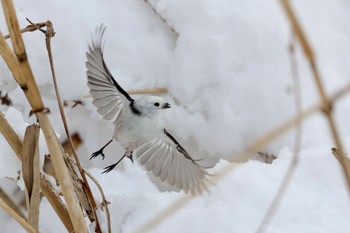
0,197,37,233
133,82,350,233
3,22,48,39
62,133,82,156
0,110,74,232
0,112,23,156
332,148,350,171
0,0,88,232
143,0,178,38
280,0,350,192
29,19,103,232
22,124,41,231
69,157,112,233
0,188,26,220
128,87,168,95
40,175,74,232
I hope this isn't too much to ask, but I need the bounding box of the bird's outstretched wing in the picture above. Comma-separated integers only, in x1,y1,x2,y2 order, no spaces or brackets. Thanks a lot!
86,25,133,122
135,129,208,192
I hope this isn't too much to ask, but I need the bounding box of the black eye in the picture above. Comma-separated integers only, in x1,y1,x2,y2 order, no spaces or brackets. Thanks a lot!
154,102,160,107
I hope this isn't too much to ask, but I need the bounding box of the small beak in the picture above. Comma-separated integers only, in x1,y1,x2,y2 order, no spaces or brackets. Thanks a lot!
162,103,171,109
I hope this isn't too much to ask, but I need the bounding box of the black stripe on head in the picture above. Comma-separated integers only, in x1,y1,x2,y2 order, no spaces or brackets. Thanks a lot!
130,101,142,116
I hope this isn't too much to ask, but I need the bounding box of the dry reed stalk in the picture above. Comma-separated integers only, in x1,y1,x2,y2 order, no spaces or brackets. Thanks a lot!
133,194,192,233
133,82,350,233
0,197,37,233
0,188,26,220
39,175,74,232
280,0,350,192
143,0,178,38
0,112,23,156
128,87,168,95
255,33,302,233
332,148,350,171
38,20,102,232
69,157,112,233
62,133,82,156
3,21,48,39
0,109,74,232
0,0,88,232
22,124,41,231
81,87,168,100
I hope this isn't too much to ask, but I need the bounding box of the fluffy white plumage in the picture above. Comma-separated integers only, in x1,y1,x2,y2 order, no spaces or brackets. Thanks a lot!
86,26,208,192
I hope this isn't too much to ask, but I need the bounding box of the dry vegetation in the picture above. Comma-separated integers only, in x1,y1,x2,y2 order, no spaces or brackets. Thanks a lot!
0,0,349,233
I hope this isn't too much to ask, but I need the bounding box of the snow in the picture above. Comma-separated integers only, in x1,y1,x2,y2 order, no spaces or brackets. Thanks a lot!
0,0,349,232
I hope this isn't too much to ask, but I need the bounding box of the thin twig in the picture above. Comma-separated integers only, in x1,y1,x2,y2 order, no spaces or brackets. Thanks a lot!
3,21,48,39
133,194,192,233
143,0,178,38
256,32,302,233
26,19,103,232
280,0,350,193
67,156,112,233
82,169,112,233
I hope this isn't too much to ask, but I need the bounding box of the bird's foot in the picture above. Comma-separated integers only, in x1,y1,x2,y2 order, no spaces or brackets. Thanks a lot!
101,151,133,174
90,149,105,160
127,153,134,164
102,163,117,174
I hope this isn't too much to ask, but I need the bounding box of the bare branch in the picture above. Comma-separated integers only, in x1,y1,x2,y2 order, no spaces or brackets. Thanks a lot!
280,0,350,192
256,32,302,233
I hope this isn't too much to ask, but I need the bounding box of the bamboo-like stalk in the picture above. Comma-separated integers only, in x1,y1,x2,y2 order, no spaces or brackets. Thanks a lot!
280,0,350,191
0,197,37,233
0,112,22,156
0,110,74,232
0,1,88,231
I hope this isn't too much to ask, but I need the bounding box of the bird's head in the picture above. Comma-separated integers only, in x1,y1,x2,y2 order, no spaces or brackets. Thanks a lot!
132,96,171,117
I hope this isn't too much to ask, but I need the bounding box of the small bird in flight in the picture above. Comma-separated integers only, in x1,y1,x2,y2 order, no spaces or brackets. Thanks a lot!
86,25,208,192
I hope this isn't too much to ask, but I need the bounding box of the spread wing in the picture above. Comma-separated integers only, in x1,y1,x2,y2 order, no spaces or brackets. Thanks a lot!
135,128,208,192
86,25,133,122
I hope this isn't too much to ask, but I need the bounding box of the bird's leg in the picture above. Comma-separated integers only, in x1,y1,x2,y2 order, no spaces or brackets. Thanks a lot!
90,139,113,160
102,152,129,174
126,151,133,163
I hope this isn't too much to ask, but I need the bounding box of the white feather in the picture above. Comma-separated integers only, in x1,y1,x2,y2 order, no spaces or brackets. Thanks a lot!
86,25,208,193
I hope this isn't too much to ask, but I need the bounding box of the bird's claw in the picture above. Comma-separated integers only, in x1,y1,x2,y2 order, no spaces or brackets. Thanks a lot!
127,155,134,164
90,150,105,160
102,164,116,174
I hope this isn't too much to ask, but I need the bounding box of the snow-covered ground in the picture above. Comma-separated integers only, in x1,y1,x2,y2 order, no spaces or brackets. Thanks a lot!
0,0,349,232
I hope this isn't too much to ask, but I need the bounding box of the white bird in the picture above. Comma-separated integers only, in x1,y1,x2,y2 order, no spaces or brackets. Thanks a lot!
86,26,208,192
